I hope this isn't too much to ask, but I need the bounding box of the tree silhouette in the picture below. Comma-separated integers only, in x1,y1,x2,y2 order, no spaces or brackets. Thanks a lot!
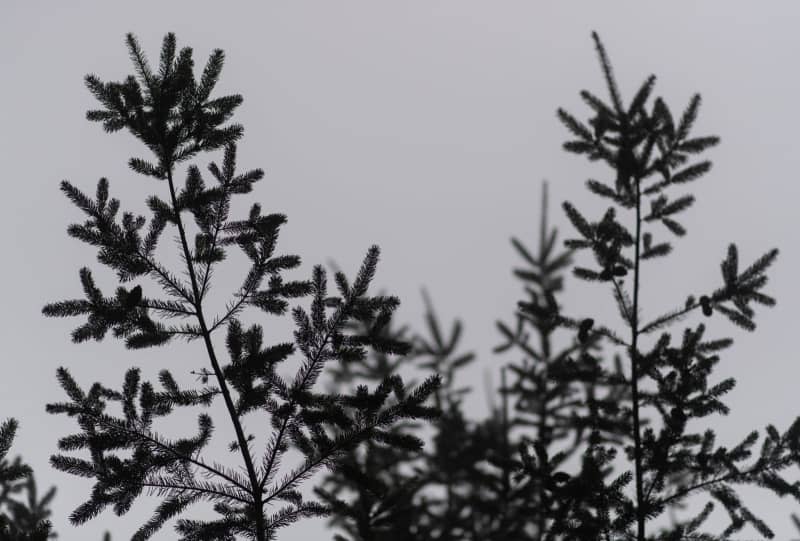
317,290,535,541
29,28,800,541
492,181,631,538
318,32,800,541
42,33,439,541
0,418,53,540
0,421,115,540
548,31,800,539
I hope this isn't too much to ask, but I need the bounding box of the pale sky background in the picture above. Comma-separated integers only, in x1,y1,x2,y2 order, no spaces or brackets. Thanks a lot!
2,2,800,539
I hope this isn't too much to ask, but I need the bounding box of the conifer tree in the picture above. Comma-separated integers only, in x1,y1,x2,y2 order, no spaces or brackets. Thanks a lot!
318,30,800,541
315,306,428,541
315,293,470,540
0,418,112,540
495,181,632,539
318,290,542,540
547,31,800,539
317,181,632,540
42,33,439,541
401,296,532,540
1,474,56,540
0,418,53,540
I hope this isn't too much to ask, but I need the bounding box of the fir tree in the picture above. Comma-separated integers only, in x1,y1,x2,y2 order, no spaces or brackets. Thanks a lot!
1,474,56,540
315,307,427,541
42,33,439,541
318,181,634,541
317,30,800,540
548,31,800,539
318,29,800,541
0,419,112,540
317,291,536,541
0,418,53,540
403,295,529,540
495,181,632,539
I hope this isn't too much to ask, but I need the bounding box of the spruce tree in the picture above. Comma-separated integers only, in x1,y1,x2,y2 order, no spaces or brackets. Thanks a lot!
315,302,426,541
33,27,800,541
42,33,439,541
320,31,800,540
399,295,533,540
316,293,483,540
546,31,800,539
0,419,112,540
0,418,53,540
495,181,631,539
318,288,549,540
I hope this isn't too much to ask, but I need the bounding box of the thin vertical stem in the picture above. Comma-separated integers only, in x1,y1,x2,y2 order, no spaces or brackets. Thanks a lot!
166,166,266,541
537,181,553,539
501,367,510,494
630,174,645,541
497,366,513,537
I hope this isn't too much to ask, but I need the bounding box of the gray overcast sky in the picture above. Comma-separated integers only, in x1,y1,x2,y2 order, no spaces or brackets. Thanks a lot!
3,1,800,539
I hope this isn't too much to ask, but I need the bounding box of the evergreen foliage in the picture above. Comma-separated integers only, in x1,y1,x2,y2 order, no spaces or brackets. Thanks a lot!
0,475,56,541
494,181,632,538
317,292,532,540
547,32,800,539
26,28,800,541
0,419,112,540
42,33,439,541
412,296,522,540
316,182,628,540
0,418,53,540
314,309,429,541
317,32,800,541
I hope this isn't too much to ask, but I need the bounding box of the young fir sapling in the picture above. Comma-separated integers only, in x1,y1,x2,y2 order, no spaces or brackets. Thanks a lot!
548,31,800,539
315,300,427,541
318,289,540,540
0,474,55,541
0,419,112,540
0,418,53,540
406,294,530,540
316,293,481,540
495,181,632,539
41,33,439,541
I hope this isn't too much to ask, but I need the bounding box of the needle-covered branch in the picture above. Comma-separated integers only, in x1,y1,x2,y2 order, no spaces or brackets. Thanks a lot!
43,33,439,541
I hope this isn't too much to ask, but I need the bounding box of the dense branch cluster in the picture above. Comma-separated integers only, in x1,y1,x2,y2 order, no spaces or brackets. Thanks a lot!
0,419,55,541
3,29,794,541
40,33,439,541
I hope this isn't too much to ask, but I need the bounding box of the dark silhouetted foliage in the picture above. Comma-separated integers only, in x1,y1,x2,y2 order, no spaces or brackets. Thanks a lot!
318,32,800,541
42,33,439,541
317,291,534,541
547,31,800,540
0,418,53,541
29,28,800,541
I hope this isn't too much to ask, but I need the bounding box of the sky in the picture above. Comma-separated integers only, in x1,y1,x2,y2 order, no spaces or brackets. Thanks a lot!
2,1,800,539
